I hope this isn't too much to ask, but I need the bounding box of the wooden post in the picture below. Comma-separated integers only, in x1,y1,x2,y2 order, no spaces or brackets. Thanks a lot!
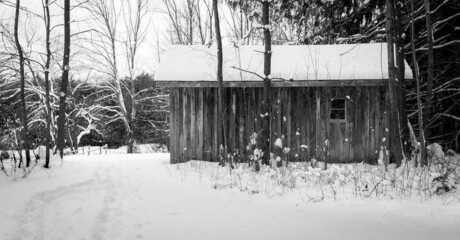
105,144,108,154
88,146,90,156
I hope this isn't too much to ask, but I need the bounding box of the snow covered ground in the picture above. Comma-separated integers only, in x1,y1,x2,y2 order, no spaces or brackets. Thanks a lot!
1,153,459,240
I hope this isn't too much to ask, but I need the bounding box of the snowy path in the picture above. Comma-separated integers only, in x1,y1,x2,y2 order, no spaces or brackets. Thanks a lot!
1,153,459,240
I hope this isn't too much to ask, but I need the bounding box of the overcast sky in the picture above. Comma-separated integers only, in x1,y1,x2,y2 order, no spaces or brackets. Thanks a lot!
0,0,168,80
1,0,248,81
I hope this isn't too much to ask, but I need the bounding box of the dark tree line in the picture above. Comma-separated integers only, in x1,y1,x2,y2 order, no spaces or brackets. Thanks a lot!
1,0,459,168
223,0,459,156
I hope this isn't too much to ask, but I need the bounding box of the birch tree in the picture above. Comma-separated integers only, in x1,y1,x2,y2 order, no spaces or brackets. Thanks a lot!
121,0,152,153
84,0,155,153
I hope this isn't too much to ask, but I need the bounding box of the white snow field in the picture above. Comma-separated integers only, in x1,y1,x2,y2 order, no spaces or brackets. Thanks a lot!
1,153,459,240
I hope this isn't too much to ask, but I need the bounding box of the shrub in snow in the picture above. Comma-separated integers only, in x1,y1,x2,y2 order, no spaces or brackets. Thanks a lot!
177,152,460,200
427,143,444,164
271,137,290,168
423,144,459,195
1,150,9,160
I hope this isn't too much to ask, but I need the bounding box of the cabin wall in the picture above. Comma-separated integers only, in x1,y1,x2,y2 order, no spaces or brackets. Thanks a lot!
169,86,389,164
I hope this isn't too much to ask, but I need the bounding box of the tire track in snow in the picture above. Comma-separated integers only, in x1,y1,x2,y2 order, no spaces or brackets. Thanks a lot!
91,160,125,240
9,179,101,240
8,162,125,240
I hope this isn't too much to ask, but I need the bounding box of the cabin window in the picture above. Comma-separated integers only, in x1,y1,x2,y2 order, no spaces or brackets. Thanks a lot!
330,99,346,122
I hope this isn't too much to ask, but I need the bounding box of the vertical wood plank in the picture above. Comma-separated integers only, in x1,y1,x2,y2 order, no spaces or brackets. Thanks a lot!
238,89,245,162
381,88,391,165
203,88,212,161
315,88,321,159
347,87,355,162
190,88,196,159
197,89,204,160
297,88,305,162
178,88,184,163
309,88,316,160
275,88,282,140
246,88,255,160
364,87,371,161
369,87,376,161
286,88,293,160
184,88,191,162
374,87,381,164
169,90,176,163
343,87,351,162
229,89,236,154
213,88,220,162
302,88,311,161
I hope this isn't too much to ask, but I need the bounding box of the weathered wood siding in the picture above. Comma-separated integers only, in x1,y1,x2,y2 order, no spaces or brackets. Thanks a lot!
169,86,389,164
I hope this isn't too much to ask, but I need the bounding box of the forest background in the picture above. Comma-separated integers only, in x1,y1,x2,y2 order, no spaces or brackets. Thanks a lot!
0,0,459,161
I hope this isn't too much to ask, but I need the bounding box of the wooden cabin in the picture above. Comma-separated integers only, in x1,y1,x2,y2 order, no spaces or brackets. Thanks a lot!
155,43,413,164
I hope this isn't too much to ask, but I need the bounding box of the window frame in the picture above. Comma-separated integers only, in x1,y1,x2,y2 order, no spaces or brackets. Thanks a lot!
329,98,347,123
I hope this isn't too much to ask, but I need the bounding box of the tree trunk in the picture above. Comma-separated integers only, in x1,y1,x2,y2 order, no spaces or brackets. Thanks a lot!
411,0,426,167
187,0,194,44
13,0,31,167
66,121,74,153
127,120,135,153
394,0,410,158
386,0,403,167
72,113,78,152
43,0,52,168
423,0,434,148
56,0,71,158
258,1,272,166
213,0,227,165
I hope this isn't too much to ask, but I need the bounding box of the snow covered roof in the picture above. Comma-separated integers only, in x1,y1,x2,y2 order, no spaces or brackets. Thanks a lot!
155,43,413,86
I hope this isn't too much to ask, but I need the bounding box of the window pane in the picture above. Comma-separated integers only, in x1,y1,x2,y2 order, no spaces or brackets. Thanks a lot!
331,99,345,109
331,109,345,120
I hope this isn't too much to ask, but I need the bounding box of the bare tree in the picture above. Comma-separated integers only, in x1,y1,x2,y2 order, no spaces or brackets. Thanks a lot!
56,0,71,158
386,0,403,167
423,0,434,149
394,0,410,158
213,0,228,165
43,0,52,167
161,0,212,45
257,0,272,166
84,0,155,153
410,0,425,167
84,0,129,151
13,0,31,166
122,0,151,153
